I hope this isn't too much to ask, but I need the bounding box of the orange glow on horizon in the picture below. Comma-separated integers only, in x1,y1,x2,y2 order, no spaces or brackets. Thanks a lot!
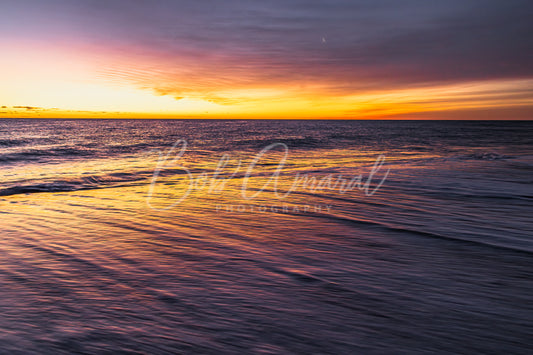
1,40,532,120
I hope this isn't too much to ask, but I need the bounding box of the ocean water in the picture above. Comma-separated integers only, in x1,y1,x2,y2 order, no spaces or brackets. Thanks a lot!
0,119,532,353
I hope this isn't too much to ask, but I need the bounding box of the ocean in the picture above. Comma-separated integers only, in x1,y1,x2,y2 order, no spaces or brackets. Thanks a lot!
0,119,532,353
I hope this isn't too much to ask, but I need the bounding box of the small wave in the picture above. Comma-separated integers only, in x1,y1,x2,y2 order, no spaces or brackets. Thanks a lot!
107,142,153,153
0,181,105,197
235,137,323,149
0,138,30,147
451,152,513,161
0,147,94,164
0,167,199,197
302,212,533,254
0,172,149,197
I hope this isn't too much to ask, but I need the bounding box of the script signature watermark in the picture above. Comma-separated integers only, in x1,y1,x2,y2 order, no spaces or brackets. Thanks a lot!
147,139,389,211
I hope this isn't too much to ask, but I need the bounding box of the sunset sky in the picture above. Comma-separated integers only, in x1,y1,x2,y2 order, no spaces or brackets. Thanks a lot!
1,0,532,119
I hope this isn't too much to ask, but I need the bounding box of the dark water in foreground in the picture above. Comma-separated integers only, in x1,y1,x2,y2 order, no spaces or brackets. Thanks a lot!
0,119,532,354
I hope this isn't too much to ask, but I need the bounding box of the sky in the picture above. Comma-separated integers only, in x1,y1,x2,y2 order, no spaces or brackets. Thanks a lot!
0,0,532,119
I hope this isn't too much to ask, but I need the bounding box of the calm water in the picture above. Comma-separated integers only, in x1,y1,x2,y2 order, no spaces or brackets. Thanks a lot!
0,119,532,353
